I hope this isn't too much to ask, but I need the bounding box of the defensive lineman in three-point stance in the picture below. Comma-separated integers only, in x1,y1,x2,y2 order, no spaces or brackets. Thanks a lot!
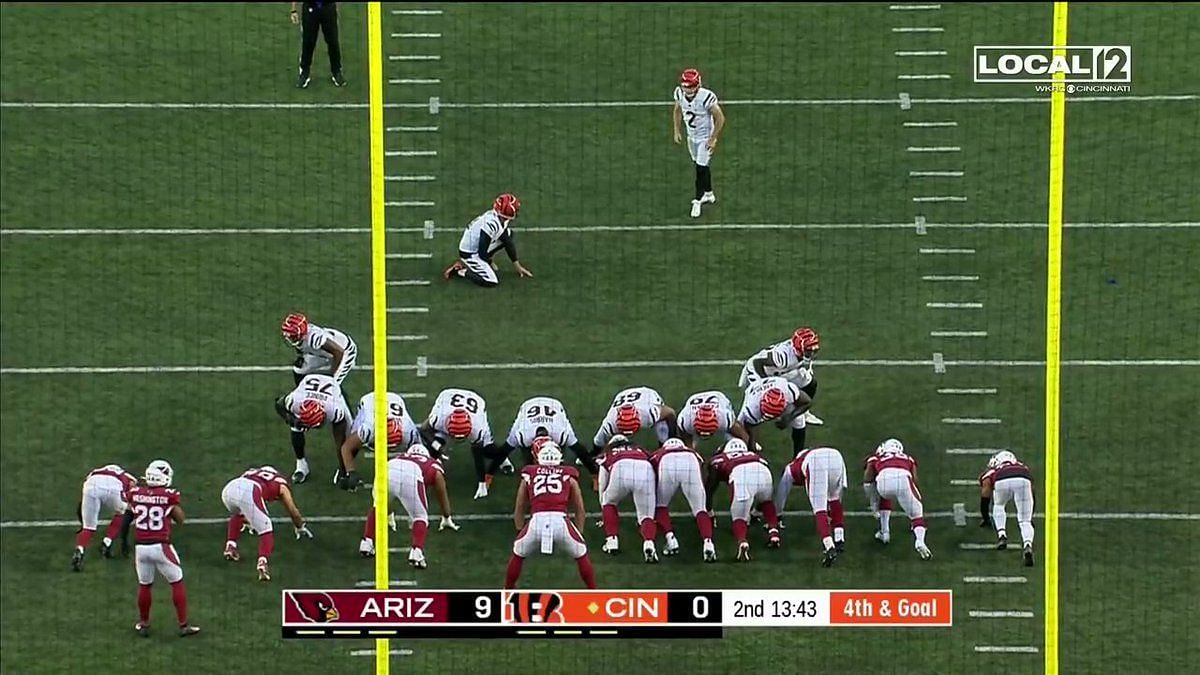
672,68,725,218
979,450,1036,566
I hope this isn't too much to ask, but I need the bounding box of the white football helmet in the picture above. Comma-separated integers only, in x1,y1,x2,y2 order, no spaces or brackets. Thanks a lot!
662,438,686,451
876,438,906,457
537,441,564,466
407,444,431,459
988,450,1017,469
724,438,749,454
144,460,174,487
609,434,629,447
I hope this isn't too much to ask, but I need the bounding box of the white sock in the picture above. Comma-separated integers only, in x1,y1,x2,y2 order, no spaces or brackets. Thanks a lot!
992,508,1006,533
996,528,1007,540
833,527,845,542
879,511,892,536
102,537,112,547
296,458,309,473
1019,522,1035,546
913,525,927,547
821,535,834,551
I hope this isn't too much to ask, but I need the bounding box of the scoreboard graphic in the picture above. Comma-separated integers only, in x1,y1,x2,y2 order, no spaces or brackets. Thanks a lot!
282,589,952,639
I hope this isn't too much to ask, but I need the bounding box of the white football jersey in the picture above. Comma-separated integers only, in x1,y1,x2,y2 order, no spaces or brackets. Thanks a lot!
674,86,719,139
593,386,664,445
427,388,492,445
737,376,804,426
298,324,353,357
351,392,420,449
506,396,580,449
458,209,508,255
285,374,350,426
739,339,812,388
678,389,737,436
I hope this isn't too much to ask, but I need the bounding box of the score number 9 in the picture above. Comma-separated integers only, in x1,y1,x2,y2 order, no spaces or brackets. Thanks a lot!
475,595,493,619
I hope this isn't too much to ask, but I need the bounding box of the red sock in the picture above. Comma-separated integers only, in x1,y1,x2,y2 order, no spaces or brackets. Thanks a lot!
258,532,274,560
602,504,620,537
170,581,189,626
412,520,429,548
137,584,152,623
912,517,926,529
503,555,524,589
813,510,831,539
226,514,245,543
761,501,780,529
695,511,714,540
880,498,893,511
829,500,845,528
575,554,597,589
76,528,95,549
654,506,674,535
732,519,749,543
638,518,656,542
363,508,375,540
104,514,124,543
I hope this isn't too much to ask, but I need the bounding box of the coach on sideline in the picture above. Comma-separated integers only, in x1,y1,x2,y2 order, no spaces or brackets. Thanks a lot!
291,1,345,88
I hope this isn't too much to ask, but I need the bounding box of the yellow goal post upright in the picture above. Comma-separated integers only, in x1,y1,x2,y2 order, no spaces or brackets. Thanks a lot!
366,2,390,675
1044,3,1069,675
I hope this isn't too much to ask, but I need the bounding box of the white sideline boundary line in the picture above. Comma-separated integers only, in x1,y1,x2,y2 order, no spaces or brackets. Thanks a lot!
2,95,1194,110
4,222,1195,236
3,510,1196,529
3,359,1198,375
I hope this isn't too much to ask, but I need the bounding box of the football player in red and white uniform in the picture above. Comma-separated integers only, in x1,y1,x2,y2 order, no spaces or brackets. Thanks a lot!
650,438,716,562
419,387,509,500
275,372,351,485
597,435,660,562
738,327,823,426
776,447,848,567
671,68,725,218
72,464,138,571
504,442,596,590
676,390,750,451
979,450,1036,566
443,194,533,287
707,439,781,561
119,460,199,638
737,376,813,458
592,386,677,458
339,390,421,491
863,439,931,560
359,444,457,569
220,466,313,582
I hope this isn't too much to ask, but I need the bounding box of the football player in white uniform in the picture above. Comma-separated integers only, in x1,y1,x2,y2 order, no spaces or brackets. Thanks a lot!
418,387,509,500
737,376,812,459
592,386,677,457
274,373,351,484
281,313,357,481
672,68,725,218
442,193,533,287
498,396,595,474
338,391,422,491
676,390,750,450
979,450,1036,566
738,327,823,426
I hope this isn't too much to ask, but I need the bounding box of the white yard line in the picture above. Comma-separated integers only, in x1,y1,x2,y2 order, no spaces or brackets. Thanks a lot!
386,307,430,314
392,9,442,15
974,646,1040,654
946,447,1006,454
907,146,961,152
892,27,945,32
951,479,980,486
388,55,441,61
385,150,438,157
384,253,433,259
387,279,432,286
3,359,1197,375
387,126,439,132
913,196,968,202
889,4,942,10
920,248,975,254
910,171,964,177
943,417,1003,424
964,576,1028,584
938,388,997,394
388,335,429,342
930,331,987,337
904,121,957,127
384,175,437,181
926,302,983,308
898,74,952,80
351,650,414,657
389,78,441,85
354,580,419,588
386,200,436,207
392,33,442,39
895,50,948,56
969,610,1035,618
923,276,980,282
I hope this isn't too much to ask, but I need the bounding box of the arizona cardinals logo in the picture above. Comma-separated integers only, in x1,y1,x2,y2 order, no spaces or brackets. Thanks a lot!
289,592,341,623
505,592,565,624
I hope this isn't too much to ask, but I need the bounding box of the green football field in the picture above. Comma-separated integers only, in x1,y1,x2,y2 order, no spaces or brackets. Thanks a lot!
1,2,1197,673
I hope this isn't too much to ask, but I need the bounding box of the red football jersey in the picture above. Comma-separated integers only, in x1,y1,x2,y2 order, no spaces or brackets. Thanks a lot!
241,467,290,502
650,444,702,471
395,454,445,483
979,461,1033,485
127,485,181,544
598,446,650,471
521,465,580,513
866,454,918,475
710,450,769,483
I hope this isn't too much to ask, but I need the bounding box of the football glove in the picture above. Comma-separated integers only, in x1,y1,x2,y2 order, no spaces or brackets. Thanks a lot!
294,522,314,540
439,516,460,532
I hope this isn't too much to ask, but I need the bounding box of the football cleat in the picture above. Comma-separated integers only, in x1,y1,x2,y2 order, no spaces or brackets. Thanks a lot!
690,200,702,218
223,541,240,562
803,410,825,426
834,538,845,554
916,543,933,561
101,540,115,559
700,191,716,204
359,538,376,558
1023,544,1034,567
663,533,680,557
442,259,465,280
292,459,309,485
736,541,752,562
331,71,346,87
643,540,659,564
340,471,363,492
473,482,489,500
295,70,311,89
408,547,427,569
821,547,838,568
134,622,150,638
332,469,347,487
702,539,717,563
71,547,84,572
874,530,890,545
767,529,782,548
179,624,201,638
997,533,1008,550
257,556,271,582
602,536,620,555
499,458,515,475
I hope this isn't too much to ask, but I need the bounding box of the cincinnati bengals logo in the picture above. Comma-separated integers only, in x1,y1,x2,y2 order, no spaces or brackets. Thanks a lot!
504,592,565,624
288,591,341,623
